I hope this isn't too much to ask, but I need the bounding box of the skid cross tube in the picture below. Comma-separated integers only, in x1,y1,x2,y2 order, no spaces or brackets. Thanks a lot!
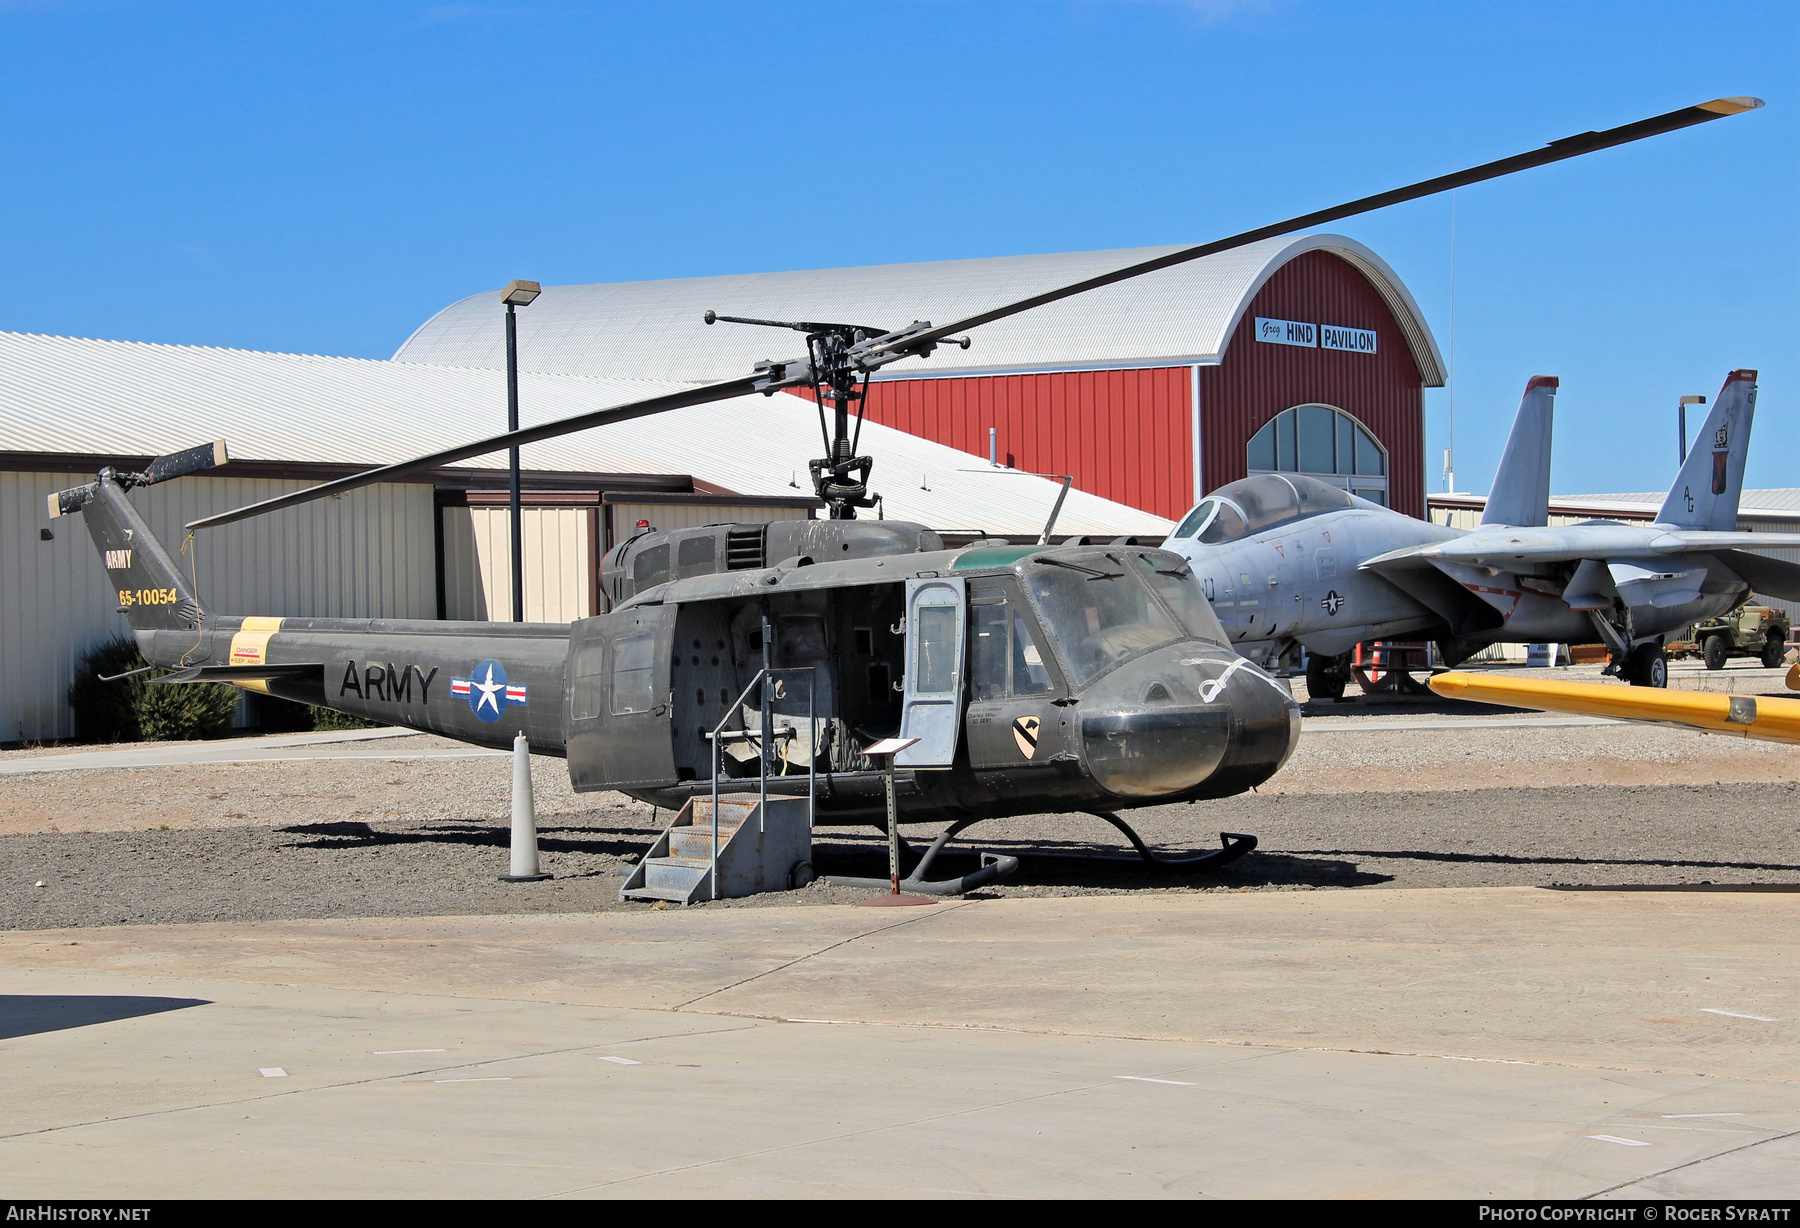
827,811,1256,894
827,816,1021,897
706,665,817,901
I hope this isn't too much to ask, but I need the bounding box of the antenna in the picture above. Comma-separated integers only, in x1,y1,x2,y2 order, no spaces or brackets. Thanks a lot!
1446,185,1457,495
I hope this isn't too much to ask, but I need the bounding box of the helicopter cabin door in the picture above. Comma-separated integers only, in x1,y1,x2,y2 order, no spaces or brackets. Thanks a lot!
565,605,679,791
896,576,966,768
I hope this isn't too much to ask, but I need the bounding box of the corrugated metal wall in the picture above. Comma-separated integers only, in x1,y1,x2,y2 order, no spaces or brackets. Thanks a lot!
836,251,1428,524
440,506,596,622
853,369,1194,521
607,501,814,536
0,471,435,743
1201,251,1426,517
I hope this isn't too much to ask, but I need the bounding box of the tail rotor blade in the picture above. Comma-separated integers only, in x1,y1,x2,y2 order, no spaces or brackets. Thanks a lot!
141,440,229,486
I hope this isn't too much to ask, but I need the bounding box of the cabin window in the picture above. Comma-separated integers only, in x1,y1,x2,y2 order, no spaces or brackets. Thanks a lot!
611,632,658,715
913,605,959,695
572,642,607,721
1245,404,1388,498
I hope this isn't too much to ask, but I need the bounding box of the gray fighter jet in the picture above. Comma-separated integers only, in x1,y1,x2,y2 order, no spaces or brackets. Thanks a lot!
1161,370,1800,695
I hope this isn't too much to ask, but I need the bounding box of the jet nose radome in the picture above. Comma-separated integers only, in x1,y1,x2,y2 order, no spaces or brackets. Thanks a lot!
1076,648,1299,801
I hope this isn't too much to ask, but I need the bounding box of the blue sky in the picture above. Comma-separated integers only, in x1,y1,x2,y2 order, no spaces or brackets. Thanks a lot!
1,0,1793,498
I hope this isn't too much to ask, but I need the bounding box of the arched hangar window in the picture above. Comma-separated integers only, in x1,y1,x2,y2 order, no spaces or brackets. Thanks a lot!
1246,404,1388,506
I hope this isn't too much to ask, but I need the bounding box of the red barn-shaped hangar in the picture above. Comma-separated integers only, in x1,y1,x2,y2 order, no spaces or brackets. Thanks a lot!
397,234,1445,523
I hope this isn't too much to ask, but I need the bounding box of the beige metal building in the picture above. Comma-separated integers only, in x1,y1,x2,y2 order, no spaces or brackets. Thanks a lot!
0,330,1163,743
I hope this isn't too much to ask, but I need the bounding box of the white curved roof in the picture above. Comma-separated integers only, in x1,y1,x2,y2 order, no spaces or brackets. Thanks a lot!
395,234,1446,386
0,331,1170,536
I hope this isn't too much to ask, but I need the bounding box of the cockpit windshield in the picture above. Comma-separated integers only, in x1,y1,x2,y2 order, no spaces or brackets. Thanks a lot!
1022,551,1183,686
1167,474,1354,546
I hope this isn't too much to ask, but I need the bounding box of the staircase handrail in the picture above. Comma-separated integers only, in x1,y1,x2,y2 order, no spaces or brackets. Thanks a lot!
708,665,818,901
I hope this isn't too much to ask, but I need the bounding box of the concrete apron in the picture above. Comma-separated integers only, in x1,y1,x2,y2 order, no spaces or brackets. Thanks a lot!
1,887,1796,1199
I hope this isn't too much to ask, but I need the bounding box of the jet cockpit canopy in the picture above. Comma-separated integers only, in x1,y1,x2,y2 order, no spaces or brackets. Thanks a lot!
1169,474,1357,546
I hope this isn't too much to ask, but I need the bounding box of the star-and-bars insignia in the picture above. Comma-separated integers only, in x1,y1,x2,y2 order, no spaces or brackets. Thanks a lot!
1320,590,1345,616
451,659,527,723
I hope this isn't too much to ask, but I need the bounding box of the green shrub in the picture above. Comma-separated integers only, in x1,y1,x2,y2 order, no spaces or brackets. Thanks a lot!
247,691,314,733
249,690,380,732
136,676,241,741
67,637,150,742
310,705,380,731
67,636,241,743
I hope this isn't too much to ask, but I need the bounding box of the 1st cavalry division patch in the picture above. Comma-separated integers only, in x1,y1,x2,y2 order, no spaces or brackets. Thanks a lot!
1012,715,1041,759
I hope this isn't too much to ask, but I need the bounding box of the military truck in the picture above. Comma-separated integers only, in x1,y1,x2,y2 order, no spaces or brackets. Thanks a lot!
1692,604,1791,670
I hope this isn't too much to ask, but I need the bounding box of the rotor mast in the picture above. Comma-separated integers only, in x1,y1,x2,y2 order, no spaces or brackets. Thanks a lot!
705,312,885,519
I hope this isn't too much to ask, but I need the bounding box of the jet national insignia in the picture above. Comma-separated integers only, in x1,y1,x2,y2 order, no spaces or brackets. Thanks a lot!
1012,715,1041,759
451,660,527,722
1320,590,1345,616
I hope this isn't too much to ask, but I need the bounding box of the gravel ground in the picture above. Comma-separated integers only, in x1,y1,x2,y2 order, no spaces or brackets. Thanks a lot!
4,693,1796,929
4,779,1797,931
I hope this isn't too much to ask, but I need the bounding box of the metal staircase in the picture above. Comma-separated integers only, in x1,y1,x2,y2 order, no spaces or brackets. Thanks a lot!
619,795,813,905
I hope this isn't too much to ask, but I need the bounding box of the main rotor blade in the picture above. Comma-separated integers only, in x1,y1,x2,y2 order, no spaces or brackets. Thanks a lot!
188,96,1760,533
864,97,1763,362
186,374,763,531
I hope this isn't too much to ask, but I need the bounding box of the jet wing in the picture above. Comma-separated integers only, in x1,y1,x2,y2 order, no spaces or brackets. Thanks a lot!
1428,671,1800,746
1716,550,1800,602
1363,529,1800,570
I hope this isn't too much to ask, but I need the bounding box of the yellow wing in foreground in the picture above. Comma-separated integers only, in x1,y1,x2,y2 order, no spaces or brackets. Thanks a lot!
1428,672,1800,746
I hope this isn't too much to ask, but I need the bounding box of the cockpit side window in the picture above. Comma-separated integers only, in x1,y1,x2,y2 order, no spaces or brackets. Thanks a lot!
972,587,1055,700
1197,499,1249,545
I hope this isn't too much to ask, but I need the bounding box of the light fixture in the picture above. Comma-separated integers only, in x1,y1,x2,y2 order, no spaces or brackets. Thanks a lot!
501,279,541,307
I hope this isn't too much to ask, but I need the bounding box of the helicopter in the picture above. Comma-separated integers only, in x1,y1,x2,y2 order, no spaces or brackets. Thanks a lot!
48,97,1762,891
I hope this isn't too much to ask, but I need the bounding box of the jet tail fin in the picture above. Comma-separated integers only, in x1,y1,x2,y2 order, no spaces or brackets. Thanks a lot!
1480,375,1557,527
1658,371,1755,530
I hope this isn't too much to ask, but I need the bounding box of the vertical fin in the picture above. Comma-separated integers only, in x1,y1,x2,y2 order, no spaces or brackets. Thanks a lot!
82,478,204,633
1480,375,1557,527
1658,370,1757,530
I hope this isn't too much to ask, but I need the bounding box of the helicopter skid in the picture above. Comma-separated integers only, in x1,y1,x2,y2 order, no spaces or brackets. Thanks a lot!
1086,813,1259,870
825,813,1256,895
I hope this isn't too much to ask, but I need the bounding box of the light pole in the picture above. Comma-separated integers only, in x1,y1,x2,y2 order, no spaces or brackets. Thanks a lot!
501,279,541,622
1678,394,1706,465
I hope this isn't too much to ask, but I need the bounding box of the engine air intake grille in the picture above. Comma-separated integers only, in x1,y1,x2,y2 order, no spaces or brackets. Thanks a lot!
726,525,766,570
